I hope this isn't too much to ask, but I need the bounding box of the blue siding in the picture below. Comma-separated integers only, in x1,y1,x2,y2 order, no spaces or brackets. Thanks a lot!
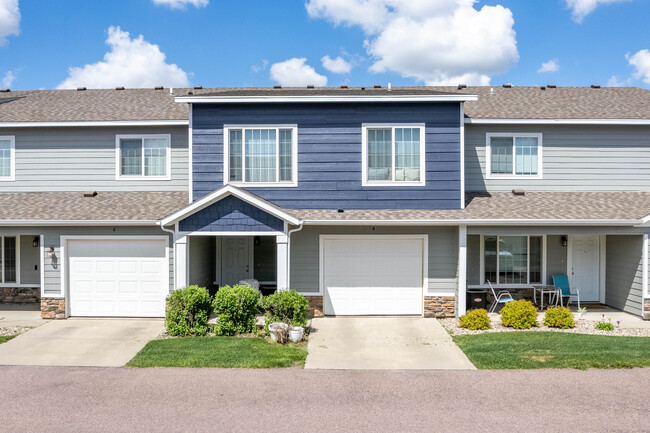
192,102,461,210
179,195,284,232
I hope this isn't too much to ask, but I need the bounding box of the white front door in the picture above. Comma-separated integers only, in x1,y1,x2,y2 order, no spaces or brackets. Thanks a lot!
571,234,600,302
221,237,252,286
321,236,425,315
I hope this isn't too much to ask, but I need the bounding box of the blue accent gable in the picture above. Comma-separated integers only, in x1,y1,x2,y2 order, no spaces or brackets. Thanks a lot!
192,102,462,210
179,195,285,232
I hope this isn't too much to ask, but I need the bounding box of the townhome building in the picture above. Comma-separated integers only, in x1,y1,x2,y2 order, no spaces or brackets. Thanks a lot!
1,85,649,320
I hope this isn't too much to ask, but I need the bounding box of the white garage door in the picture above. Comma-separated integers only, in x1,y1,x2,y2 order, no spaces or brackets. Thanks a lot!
322,236,425,315
68,238,168,317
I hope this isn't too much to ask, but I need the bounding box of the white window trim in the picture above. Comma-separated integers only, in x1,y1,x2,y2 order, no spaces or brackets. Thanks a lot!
485,132,543,179
115,134,172,180
223,125,298,188
361,123,426,187
478,234,546,287
0,135,15,182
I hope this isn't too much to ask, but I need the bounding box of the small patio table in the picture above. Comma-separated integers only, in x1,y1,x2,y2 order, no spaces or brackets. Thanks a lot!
532,285,560,310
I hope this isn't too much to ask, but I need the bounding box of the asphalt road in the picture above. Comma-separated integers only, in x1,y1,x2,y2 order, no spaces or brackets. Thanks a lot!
1,366,648,433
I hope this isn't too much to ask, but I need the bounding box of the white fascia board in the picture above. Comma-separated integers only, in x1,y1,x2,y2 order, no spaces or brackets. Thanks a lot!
0,220,159,226
175,95,478,104
465,118,650,125
160,184,302,227
302,218,641,226
0,120,189,128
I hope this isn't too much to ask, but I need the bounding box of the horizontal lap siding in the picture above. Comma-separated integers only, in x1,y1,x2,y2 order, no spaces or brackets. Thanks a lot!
465,125,650,192
192,103,461,209
606,235,643,316
3,126,188,192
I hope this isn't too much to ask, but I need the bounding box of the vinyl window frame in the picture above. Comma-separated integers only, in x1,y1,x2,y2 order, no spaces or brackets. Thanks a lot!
0,136,16,182
361,123,426,187
0,235,20,286
115,134,172,181
480,234,546,287
223,125,298,188
485,132,543,179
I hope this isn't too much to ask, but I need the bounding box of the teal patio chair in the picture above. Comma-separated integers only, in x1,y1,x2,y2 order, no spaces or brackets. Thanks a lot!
487,280,515,313
552,274,581,309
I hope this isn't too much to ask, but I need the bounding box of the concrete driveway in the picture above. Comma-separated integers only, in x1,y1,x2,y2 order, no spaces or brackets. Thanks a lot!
0,318,163,367
305,317,475,370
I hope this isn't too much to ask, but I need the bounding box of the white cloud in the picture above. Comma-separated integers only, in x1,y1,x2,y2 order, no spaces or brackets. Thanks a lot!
565,0,630,23
321,55,353,74
252,60,269,73
537,59,559,73
305,0,519,86
151,0,208,9
57,26,190,89
607,75,632,87
1,70,16,88
628,49,650,84
270,58,328,87
0,0,20,46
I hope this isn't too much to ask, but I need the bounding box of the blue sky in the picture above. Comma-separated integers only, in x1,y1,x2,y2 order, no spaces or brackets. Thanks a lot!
1,0,649,90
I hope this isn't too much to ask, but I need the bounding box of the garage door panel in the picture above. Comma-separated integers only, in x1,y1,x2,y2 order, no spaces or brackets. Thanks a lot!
323,237,425,316
68,239,167,317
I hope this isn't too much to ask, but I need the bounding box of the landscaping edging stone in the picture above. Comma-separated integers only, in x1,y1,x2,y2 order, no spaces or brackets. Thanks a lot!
41,298,66,319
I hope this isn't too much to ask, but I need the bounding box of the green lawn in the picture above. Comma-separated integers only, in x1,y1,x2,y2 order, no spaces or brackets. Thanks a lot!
0,335,16,344
453,332,650,370
127,336,308,368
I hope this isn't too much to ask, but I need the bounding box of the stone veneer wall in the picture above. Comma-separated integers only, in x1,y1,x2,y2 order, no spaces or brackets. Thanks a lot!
305,296,323,317
424,296,455,318
644,299,650,321
0,287,40,304
41,298,66,319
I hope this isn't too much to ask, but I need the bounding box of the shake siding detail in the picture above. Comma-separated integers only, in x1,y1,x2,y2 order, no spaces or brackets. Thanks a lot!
606,235,644,316
465,124,650,192
192,102,462,210
2,126,188,192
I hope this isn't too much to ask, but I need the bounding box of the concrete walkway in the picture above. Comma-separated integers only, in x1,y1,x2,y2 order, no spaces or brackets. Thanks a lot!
305,317,475,370
0,304,45,329
0,318,163,367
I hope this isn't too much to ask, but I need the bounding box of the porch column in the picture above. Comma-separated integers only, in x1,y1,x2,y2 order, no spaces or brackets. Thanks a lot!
175,235,188,290
643,234,649,320
457,225,467,317
276,234,289,291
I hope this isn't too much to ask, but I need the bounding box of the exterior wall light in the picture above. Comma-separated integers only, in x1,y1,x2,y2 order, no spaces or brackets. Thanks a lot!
47,245,55,258
561,236,568,247
33,236,39,248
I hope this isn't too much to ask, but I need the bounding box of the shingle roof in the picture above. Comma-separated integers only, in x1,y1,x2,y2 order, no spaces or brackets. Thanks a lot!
0,88,187,122
0,191,188,222
291,192,650,223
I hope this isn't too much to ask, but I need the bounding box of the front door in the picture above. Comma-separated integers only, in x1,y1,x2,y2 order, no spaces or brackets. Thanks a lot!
221,237,252,286
571,234,600,302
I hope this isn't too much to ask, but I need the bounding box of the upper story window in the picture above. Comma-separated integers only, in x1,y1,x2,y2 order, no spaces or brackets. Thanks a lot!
486,133,542,179
224,126,297,187
0,136,15,181
116,134,171,180
362,124,425,186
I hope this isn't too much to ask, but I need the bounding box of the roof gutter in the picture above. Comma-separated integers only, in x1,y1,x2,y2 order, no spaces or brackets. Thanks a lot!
465,118,650,125
175,95,478,104
0,220,160,226
301,218,642,226
0,120,189,128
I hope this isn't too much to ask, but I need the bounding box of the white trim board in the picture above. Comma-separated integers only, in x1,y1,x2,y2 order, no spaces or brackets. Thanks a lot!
301,219,640,226
0,120,188,128
0,220,160,226
176,95,478,104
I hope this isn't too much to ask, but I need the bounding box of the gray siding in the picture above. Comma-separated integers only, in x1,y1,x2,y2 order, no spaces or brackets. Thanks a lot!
19,235,40,285
467,235,480,285
546,235,568,283
189,236,215,289
290,225,458,295
606,235,643,316
465,124,650,192
3,126,188,192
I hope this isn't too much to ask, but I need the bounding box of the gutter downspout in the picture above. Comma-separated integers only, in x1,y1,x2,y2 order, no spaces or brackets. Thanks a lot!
159,222,178,292
286,222,304,290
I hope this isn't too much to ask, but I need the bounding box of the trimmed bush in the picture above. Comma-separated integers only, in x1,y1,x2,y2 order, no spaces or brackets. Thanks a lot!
165,285,212,336
500,299,539,329
213,284,261,336
543,306,575,329
262,290,310,329
459,308,492,330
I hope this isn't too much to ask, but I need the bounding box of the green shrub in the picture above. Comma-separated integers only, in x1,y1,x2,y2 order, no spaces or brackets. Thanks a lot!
165,285,212,336
459,309,492,330
596,321,615,331
500,300,539,329
262,290,310,329
543,306,575,329
212,284,261,336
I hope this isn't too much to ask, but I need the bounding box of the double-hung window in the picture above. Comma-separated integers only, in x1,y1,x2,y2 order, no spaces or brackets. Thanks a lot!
116,134,171,179
225,126,297,186
0,136,15,181
0,236,17,284
487,133,542,178
363,125,425,186
483,235,542,285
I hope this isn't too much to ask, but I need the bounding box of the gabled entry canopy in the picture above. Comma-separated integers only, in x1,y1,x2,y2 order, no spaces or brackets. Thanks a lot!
160,185,301,232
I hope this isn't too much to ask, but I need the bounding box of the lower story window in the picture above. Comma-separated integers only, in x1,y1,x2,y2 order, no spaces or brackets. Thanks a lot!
484,235,542,284
1,236,16,284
